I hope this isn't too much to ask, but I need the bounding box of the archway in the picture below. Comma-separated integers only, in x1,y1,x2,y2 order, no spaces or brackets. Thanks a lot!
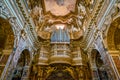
107,17,120,50
0,17,14,76
107,17,120,76
12,49,30,80
91,49,108,80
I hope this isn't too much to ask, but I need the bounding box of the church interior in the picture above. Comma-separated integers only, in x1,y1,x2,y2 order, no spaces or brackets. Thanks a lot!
0,0,120,80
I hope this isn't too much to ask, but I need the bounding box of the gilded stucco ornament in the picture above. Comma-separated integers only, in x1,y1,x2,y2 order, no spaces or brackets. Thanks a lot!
27,0,87,40
106,2,120,50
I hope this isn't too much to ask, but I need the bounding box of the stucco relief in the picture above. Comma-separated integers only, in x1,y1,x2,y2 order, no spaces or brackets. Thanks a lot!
102,2,120,50
0,1,11,18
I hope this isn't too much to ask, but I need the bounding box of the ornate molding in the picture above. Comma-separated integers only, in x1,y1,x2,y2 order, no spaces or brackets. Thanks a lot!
84,0,117,51
15,0,40,49
0,1,11,18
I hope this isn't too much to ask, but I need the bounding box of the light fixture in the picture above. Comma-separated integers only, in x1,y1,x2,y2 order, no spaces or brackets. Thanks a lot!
56,24,65,29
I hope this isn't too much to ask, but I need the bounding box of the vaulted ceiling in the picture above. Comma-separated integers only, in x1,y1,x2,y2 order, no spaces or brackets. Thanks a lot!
26,0,96,40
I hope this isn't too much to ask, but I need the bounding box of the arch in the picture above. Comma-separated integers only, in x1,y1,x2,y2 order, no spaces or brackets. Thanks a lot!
0,17,14,50
18,49,31,66
0,1,18,48
91,49,98,65
0,17,14,76
0,8,10,20
12,49,31,80
107,17,120,50
91,49,109,80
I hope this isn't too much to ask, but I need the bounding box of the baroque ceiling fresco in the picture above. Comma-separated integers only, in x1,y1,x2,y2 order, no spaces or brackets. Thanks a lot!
27,0,96,40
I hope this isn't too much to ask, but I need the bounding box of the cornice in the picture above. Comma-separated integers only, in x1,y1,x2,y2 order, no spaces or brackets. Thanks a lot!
83,0,104,41
83,0,116,50
80,0,104,49
14,0,40,49
0,1,12,18
2,0,41,51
